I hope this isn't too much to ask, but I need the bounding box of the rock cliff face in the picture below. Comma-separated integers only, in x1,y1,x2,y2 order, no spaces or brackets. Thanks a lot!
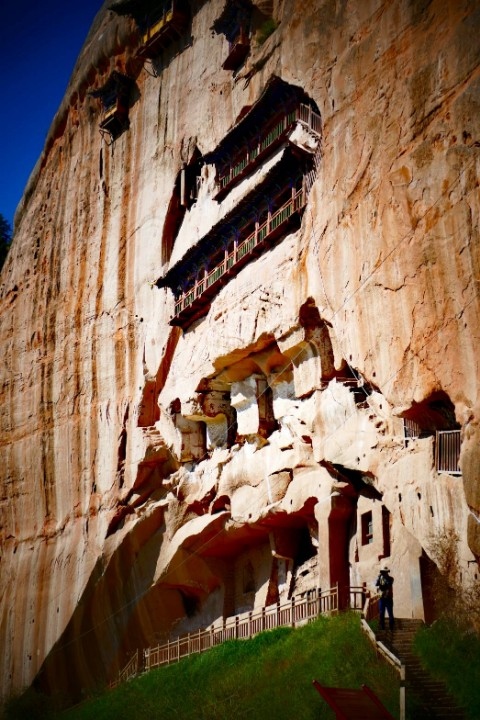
1,0,479,705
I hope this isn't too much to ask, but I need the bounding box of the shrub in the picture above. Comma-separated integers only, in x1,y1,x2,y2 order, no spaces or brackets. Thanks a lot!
255,18,278,46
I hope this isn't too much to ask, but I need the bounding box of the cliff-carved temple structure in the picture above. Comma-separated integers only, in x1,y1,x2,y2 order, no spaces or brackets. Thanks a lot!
0,0,479,706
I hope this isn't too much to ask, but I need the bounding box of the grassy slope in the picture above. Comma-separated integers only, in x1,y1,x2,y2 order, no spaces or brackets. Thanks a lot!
7,614,480,719
58,613,400,720
414,619,480,720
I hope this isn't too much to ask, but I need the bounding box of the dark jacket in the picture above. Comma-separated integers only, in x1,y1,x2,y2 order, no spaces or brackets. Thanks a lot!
376,572,394,599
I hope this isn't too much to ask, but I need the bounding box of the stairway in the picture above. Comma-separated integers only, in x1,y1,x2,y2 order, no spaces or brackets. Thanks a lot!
376,619,466,720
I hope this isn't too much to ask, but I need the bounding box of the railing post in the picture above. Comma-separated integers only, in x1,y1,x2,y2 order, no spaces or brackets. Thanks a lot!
276,600,280,629
249,610,252,638
255,221,259,245
235,616,239,639
400,664,406,720
291,596,295,627
262,606,266,632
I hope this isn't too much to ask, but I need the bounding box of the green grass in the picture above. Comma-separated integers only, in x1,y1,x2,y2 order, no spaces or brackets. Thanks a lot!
3,613,403,719
414,618,480,719
6,614,480,719
55,613,399,720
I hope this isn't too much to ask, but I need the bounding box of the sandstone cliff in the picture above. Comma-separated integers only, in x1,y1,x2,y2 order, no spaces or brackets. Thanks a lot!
0,0,479,705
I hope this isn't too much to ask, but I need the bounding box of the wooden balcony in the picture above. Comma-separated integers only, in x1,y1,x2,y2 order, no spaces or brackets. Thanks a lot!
91,71,133,142
171,186,307,328
99,102,129,141
137,2,189,58
222,28,250,70
214,103,321,199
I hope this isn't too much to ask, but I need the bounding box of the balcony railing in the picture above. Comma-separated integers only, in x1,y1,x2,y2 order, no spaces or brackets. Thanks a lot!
141,5,174,44
108,649,139,689
173,185,306,321
216,103,321,197
137,2,189,58
108,584,380,688
435,429,461,475
143,587,338,673
403,417,421,440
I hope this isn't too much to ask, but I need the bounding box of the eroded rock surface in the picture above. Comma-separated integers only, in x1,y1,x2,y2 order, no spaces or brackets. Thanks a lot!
0,0,479,705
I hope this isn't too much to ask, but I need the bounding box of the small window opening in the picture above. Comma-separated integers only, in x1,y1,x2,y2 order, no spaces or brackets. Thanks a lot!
162,149,202,264
243,560,255,594
180,591,200,617
361,511,373,545
381,505,391,558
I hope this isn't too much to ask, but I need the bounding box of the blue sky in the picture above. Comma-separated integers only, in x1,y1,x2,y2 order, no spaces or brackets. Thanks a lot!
0,1,103,230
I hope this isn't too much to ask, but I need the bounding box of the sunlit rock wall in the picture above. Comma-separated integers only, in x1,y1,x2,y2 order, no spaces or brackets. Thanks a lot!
0,0,479,705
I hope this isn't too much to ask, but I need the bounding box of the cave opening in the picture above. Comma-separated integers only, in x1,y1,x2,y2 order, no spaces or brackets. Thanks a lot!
161,148,203,264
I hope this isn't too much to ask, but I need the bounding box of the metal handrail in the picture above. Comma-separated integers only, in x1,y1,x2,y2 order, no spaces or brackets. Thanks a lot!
435,429,461,475
361,619,405,720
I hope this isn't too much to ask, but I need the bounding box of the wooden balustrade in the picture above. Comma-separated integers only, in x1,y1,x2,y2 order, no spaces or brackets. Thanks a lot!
362,593,381,623
109,584,381,688
216,104,321,196
136,1,189,59
349,585,369,613
141,6,174,45
143,587,338,674
109,649,139,689
172,186,306,324
297,103,323,135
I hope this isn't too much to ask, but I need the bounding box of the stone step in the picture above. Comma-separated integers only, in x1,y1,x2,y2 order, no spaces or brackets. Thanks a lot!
372,622,466,720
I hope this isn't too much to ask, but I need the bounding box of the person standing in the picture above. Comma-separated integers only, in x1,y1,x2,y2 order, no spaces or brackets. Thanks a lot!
376,565,394,631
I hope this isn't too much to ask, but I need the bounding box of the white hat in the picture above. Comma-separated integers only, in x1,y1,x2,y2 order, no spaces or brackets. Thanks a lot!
381,566,390,572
